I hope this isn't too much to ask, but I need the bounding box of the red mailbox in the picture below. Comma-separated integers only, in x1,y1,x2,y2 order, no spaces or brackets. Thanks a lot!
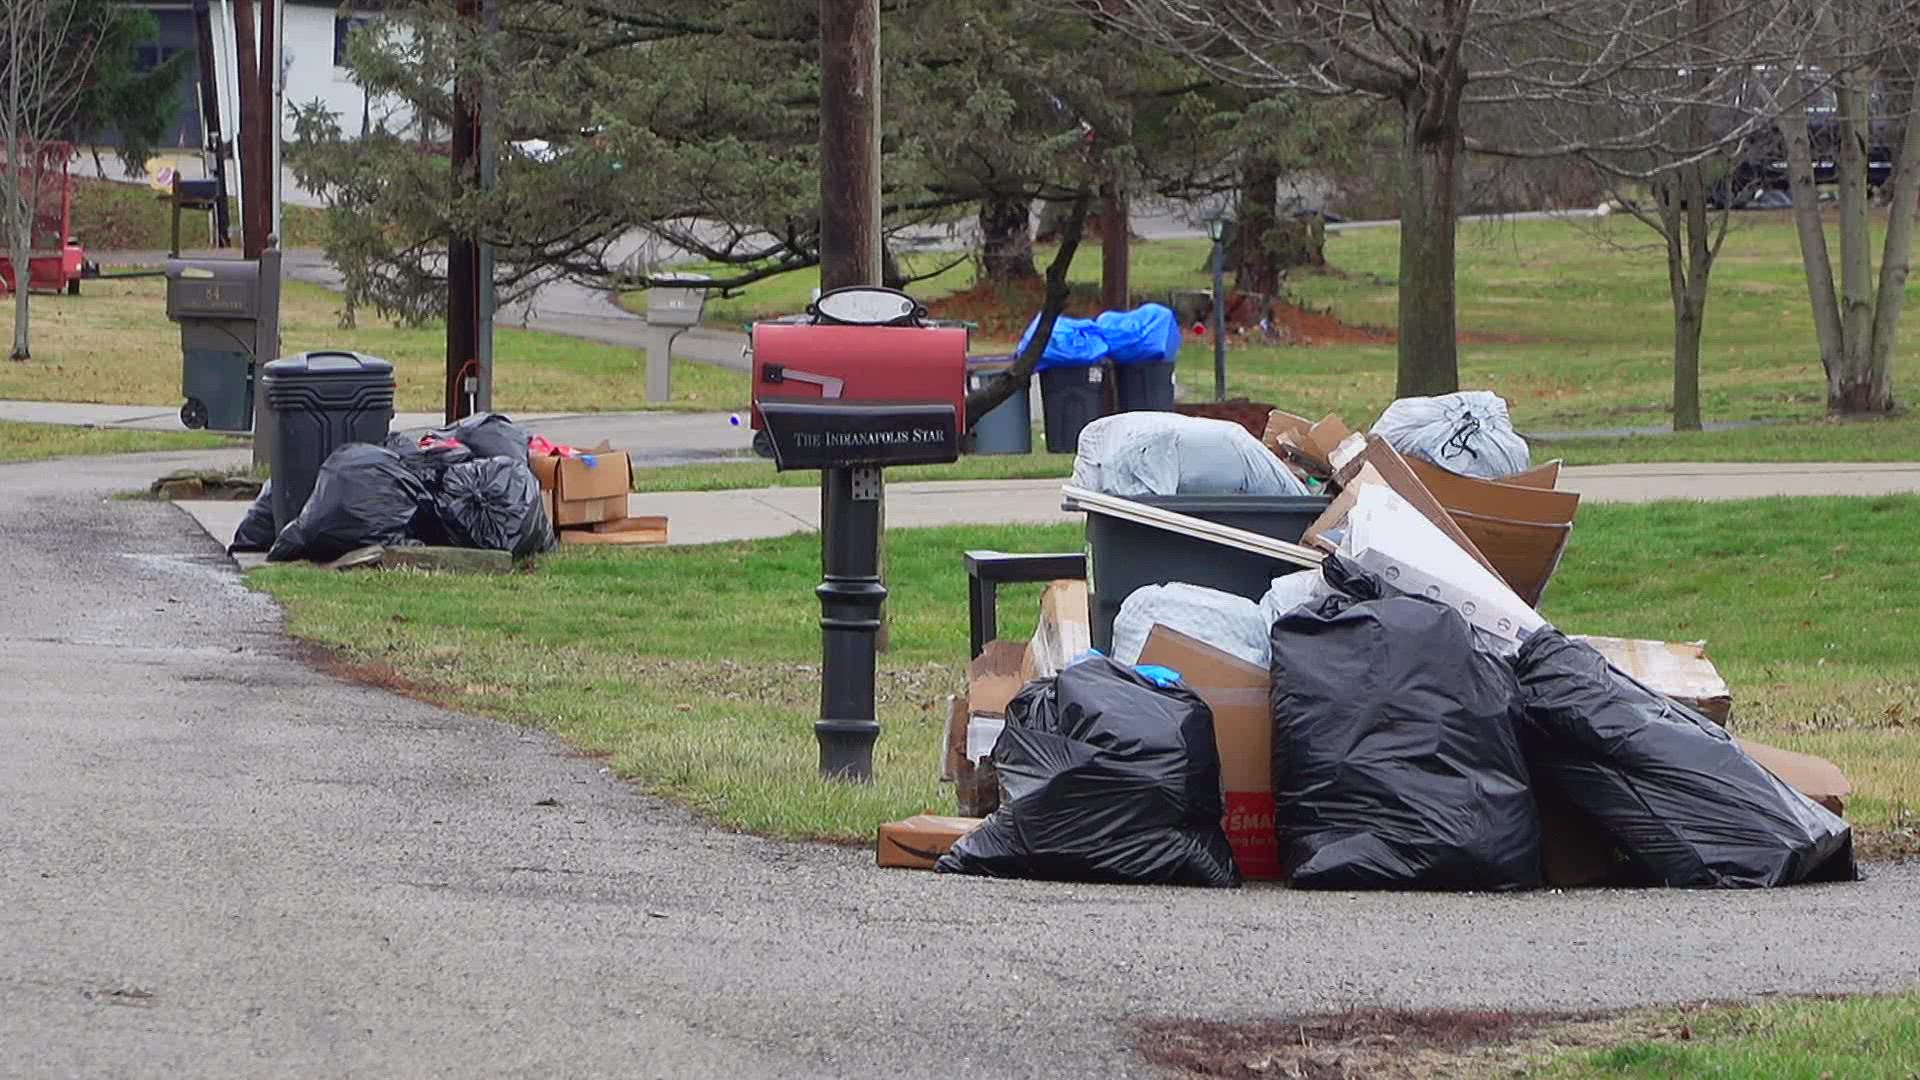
747,286,973,782
749,290,967,471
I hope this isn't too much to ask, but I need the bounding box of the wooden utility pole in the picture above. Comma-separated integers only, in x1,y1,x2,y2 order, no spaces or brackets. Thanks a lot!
445,0,483,423
1100,183,1129,311
818,0,882,290
229,0,262,258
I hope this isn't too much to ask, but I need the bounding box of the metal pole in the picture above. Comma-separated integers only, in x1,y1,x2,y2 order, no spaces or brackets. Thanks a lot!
816,466,885,780
1211,236,1227,402
445,0,480,423
474,0,497,413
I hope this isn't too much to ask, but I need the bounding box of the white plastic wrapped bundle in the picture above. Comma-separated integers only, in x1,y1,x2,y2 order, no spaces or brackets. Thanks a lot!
1070,413,1309,497
1111,582,1272,669
1260,570,1332,626
1370,391,1531,479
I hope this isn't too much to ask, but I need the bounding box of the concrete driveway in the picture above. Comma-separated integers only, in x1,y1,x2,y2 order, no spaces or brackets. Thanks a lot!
4,450,1918,1079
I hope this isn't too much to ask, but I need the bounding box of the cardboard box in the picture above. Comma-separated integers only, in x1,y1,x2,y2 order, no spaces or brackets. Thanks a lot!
1262,411,1351,476
531,444,633,528
876,815,985,870
1136,625,1283,880
556,515,668,546
945,640,1027,783
1740,738,1851,815
1574,636,1732,725
1019,580,1091,682
968,639,1028,717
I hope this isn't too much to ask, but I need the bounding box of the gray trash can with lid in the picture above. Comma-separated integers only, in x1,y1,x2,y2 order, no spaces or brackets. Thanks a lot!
262,350,397,532
966,357,1033,455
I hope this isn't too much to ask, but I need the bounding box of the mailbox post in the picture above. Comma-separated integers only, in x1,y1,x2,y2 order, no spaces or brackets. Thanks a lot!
750,286,967,781
643,275,709,403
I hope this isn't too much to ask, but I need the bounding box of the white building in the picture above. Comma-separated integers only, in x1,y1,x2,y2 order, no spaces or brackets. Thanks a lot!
131,0,411,149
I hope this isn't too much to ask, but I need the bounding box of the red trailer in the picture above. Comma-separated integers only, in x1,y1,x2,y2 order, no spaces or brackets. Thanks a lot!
0,141,86,296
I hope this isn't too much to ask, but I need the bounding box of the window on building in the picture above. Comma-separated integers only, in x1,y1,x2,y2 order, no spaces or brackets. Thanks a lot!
334,15,372,69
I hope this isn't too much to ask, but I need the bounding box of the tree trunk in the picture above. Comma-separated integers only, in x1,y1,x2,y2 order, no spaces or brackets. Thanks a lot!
8,135,29,361
1865,75,1920,411
965,192,1091,427
1233,158,1286,296
1655,179,1706,432
977,193,1036,282
9,254,27,361
1781,106,1847,386
1395,92,1462,397
1832,64,1878,412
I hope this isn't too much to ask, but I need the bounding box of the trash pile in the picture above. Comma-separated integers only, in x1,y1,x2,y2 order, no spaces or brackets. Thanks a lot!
229,413,666,562
883,393,1859,892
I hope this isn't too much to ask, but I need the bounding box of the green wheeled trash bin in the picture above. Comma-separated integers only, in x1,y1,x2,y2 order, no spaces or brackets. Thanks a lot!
262,351,397,532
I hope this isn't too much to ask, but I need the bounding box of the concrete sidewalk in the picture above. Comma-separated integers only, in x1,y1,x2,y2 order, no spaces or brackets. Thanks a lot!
168,459,1920,556
1,400,756,466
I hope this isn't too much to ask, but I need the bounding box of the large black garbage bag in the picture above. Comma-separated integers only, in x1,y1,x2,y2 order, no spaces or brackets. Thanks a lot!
434,456,556,557
1271,591,1542,891
427,412,530,463
383,431,473,486
935,657,1239,887
1513,630,1856,888
228,482,276,554
266,445,432,563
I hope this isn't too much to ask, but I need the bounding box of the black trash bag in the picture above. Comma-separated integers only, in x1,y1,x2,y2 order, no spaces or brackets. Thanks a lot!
383,431,473,486
1513,630,1857,888
935,657,1240,887
228,482,277,554
266,444,433,563
426,412,531,463
1271,590,1543,891
434,456,557,557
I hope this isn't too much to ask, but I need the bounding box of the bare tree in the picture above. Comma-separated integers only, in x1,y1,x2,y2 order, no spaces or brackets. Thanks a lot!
1,0,106,361
1093,0,1825,398
1780,25,1920,415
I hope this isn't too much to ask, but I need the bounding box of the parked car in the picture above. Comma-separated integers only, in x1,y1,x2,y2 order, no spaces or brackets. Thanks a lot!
1710,68,1895,209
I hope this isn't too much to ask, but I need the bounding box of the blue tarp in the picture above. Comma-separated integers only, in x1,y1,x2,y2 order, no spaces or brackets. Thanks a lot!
1015,303,1183,370
1094,304,1183,365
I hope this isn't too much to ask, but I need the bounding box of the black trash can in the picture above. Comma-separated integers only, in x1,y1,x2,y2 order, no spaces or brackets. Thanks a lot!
1075,494,1331,652
262,351,397,532
966,358,1033,455
1039,363,1107,454
1112,360,1176,413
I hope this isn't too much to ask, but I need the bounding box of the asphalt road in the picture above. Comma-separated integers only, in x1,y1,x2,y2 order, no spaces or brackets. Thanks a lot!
5,451,1920,1079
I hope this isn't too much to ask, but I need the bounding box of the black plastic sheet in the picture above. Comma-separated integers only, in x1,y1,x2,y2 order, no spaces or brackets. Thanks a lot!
1514,630,1856,888
936,657,1239,887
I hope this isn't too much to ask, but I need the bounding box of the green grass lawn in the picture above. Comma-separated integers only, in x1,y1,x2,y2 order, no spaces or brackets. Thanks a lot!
254,496,1920,851
1542,992,1920,1078
0,277,744,414
0,420,238,463
623,212,1918,461
1240,212,1920,434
